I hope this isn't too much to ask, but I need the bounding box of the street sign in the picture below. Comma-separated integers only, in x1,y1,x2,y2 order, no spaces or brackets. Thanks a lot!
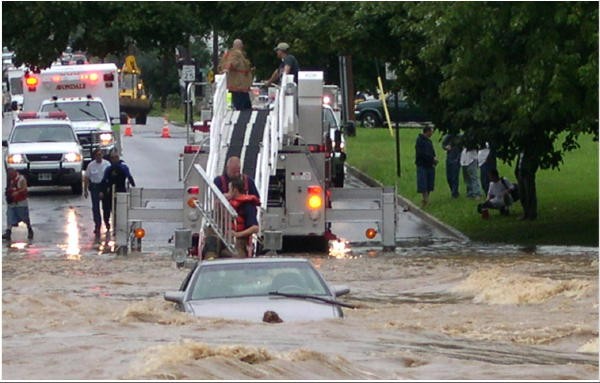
182,65,196,82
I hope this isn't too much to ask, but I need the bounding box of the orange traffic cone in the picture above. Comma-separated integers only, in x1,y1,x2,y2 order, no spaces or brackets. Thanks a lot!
161,116,171,138
124,118,133,137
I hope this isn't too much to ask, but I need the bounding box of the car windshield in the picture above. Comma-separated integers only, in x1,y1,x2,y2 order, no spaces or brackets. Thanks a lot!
40,101,106,122
190,261,330,300
11,124,76,143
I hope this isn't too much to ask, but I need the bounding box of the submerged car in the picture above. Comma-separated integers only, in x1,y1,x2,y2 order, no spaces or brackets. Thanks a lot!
164,257,352,322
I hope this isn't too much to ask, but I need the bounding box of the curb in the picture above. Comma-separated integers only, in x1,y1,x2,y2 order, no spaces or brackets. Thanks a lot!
345,165,470,243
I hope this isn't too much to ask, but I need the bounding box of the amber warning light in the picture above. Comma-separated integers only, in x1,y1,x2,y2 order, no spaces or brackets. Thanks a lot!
134,228,145,239
365,228,377,239
307,185,323,210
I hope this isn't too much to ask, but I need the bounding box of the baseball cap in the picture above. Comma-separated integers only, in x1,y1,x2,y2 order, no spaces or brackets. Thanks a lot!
274,42,289,51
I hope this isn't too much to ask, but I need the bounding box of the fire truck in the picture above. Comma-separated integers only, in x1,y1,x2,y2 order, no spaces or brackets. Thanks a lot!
111,70,396,256
21,63,120,166
180,71,396,255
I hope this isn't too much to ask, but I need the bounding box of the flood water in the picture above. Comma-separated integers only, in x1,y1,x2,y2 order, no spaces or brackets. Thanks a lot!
2,240,598,380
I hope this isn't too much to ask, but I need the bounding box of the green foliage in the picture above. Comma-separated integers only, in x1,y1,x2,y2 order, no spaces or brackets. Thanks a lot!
346,127,598,247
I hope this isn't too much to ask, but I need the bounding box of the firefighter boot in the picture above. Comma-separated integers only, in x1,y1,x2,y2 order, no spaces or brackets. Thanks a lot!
2,229,11,241
27,227,34,240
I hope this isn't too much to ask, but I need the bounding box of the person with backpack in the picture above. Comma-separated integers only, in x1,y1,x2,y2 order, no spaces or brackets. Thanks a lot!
477,168,517,217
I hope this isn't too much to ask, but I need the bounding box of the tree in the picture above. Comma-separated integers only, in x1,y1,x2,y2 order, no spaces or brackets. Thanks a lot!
373,2,598,220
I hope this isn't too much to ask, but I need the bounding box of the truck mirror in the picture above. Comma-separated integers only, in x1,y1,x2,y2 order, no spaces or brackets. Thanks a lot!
2,140,8,147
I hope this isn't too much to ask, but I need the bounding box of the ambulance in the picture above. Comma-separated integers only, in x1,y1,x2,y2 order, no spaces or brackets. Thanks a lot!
22,63,120,166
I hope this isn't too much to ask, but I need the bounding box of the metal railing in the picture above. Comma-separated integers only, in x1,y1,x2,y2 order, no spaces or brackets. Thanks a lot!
190,163,237,255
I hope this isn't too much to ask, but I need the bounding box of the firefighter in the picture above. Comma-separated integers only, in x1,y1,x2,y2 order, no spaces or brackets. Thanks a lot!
218,38,254,110
223,176,260,258
203,156,260,259
264,42,300,87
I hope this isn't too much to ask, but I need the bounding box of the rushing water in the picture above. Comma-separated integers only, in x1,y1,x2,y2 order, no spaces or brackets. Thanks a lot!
2,239,597,380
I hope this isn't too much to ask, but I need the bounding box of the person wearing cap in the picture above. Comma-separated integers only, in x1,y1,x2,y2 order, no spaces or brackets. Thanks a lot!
265,42,299,87
218,38,254,110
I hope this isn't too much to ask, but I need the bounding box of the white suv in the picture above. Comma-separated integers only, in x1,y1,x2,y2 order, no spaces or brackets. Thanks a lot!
2,112,84,194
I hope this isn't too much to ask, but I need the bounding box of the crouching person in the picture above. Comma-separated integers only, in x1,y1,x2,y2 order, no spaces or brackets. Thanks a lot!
477,168,515,217
222,176,260,258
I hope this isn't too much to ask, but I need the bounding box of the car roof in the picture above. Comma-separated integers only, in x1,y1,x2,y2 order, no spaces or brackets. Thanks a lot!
199,257,309,267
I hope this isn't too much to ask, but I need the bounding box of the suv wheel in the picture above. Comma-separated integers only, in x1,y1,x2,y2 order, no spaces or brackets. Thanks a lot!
360,112,380,128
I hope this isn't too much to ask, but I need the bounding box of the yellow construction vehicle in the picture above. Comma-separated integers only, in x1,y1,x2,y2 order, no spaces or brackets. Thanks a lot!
119,55,151,125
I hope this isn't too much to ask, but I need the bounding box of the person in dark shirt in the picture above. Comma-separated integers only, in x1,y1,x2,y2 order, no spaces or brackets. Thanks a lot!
223,176,260,258
265,42,300,86
415,126,438,207
442,133,462,198
100,151,136,233
203,156,260,259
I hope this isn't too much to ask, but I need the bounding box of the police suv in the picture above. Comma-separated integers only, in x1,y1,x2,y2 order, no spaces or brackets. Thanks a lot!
2,111,84,194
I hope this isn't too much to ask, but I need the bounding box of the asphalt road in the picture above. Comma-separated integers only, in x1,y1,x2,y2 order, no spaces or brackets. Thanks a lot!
2,113,464,255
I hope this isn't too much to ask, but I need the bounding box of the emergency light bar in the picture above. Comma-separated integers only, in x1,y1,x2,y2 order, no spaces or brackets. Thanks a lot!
27,68,115,92
17,111,68,120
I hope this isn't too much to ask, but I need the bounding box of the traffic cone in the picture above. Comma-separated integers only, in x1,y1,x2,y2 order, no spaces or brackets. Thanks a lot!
161,116,171,138
124,118,133,137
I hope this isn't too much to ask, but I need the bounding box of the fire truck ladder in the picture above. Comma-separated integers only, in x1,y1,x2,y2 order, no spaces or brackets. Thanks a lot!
194,73,286,255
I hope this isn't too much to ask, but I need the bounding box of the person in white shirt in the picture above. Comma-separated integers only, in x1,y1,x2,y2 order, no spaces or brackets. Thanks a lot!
477,168,515,216
460,146,482,198
84,149,111,238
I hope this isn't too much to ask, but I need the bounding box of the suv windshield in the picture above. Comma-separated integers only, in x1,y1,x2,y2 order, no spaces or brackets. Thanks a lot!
11,124,76,143
40,101,106,122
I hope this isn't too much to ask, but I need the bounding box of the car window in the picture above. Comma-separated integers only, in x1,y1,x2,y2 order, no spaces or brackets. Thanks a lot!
12,124,76,143
40,101,106,122
191,262,330,300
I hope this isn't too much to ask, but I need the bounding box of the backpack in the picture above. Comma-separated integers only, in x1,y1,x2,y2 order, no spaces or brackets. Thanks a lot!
501,178,519,202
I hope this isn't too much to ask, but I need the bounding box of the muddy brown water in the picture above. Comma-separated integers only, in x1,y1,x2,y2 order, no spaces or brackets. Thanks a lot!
2,239,598,380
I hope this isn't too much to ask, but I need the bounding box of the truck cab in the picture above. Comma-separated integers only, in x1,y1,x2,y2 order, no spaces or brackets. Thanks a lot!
2,111,84,194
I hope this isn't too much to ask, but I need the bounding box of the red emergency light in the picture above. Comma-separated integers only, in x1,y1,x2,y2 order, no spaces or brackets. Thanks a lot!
187,186,200,195
184,145,200,154
17,111,68,120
